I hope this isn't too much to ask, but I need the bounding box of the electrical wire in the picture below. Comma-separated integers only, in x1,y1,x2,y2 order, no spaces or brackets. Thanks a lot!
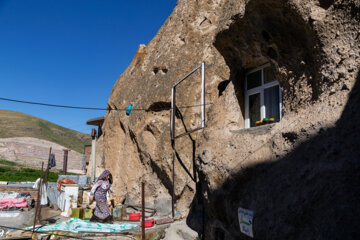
0,97,212,111
0,97,107,110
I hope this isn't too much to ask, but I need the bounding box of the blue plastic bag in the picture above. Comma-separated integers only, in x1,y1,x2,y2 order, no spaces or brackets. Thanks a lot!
126,104,132,115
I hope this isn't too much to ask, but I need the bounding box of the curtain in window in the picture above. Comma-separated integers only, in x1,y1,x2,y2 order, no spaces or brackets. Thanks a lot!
264,85,280,121
249,93,261,127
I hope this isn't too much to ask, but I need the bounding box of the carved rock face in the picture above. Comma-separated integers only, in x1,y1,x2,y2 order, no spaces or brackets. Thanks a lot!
103,0,360,238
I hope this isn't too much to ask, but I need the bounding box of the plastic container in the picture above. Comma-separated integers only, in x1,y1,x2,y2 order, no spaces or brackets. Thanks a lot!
142,219,154,228
113,207,122,219
83,209,93,219
113,205,126,220
129,213,140,221
71,208,83,218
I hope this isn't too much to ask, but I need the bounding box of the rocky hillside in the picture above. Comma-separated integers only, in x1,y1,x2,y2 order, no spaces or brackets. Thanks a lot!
0,109,90,153
102,0,359,239
0,137,85,171
0,110,90,171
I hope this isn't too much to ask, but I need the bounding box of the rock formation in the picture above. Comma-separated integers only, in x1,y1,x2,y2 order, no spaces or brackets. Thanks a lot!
103,0,360,239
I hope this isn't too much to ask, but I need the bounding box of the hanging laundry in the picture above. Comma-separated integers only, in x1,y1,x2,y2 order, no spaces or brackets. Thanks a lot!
0,198,28,210
49,153,56,169
33,178,48,205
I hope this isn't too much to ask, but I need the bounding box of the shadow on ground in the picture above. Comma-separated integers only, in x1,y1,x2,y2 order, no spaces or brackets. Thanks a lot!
187,71,360,240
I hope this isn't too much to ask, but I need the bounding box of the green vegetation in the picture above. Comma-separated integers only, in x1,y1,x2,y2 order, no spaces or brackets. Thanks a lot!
0,159,19,166
0,109,91,153
0,158,79,182
0,166,60,182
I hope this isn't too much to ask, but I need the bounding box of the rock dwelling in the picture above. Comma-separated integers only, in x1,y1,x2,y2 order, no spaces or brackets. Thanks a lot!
94,0,359,239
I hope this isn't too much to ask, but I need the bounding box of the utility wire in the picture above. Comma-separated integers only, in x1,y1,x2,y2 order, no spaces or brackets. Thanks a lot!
0,97,108,111
0,97,212,111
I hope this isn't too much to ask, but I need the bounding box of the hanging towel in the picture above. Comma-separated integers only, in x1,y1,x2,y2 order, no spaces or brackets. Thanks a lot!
33,178,48,205
49,153,56,169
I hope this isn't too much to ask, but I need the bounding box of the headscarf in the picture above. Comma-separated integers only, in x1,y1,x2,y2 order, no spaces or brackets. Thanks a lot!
97,170,113,183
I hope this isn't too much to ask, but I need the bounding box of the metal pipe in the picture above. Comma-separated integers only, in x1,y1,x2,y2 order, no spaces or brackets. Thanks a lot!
33,162,44,233
170,62,206,219
170,62,206,140
141,181,145,240
171,87,176,140
173,63,203,87
201,62,205,128
172,140,175,218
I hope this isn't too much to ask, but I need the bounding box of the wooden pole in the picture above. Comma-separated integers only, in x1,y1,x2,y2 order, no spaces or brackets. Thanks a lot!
44,147,52,184
63,149,70,175
141,181,145,240
33,162,44,233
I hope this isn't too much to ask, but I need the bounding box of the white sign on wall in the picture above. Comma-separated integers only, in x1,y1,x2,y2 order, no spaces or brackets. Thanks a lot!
238,207,254,238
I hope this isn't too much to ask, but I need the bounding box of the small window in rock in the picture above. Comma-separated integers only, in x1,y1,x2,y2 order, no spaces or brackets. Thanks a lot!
263,66,275,84
246,70,262,90
215,228,225,240
245,64,282,128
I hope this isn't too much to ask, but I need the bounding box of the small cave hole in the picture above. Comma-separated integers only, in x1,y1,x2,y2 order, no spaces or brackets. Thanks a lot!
161,68,168,74
217,80,230,96
153,67,159,74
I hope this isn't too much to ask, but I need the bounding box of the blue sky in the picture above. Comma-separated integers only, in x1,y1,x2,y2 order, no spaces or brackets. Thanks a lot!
0,0,177,133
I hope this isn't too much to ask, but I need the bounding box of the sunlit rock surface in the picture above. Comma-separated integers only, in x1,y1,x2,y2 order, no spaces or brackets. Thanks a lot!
103,0,360,239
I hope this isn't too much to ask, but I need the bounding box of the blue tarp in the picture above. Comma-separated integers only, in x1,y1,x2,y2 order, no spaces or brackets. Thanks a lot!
30,218,138,233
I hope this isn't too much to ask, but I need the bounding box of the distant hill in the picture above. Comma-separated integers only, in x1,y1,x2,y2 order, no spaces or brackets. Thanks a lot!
0,109,91,153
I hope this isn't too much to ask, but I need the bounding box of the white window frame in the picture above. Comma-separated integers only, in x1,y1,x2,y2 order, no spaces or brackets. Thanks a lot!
244,63,282,128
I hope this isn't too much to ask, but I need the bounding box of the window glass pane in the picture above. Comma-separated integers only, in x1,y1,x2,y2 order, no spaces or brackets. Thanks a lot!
249,93,261,127
247,70,261,90
264,85,280,121
264,66,275,84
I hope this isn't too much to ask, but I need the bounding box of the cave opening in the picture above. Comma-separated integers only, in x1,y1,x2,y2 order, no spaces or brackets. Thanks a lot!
214,0,322,125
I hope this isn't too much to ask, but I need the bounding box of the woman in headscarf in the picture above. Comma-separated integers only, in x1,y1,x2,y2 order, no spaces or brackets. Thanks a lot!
89,170,114,223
